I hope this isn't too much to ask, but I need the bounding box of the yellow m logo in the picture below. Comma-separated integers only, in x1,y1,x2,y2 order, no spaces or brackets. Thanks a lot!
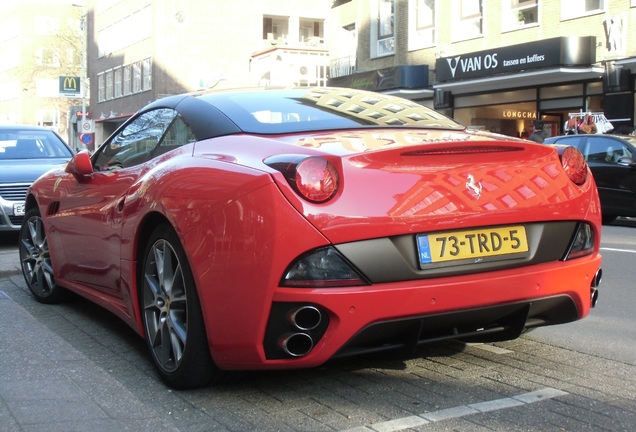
63,76,78,90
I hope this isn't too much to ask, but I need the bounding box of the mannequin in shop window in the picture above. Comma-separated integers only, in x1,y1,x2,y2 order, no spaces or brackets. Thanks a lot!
528,120,548,143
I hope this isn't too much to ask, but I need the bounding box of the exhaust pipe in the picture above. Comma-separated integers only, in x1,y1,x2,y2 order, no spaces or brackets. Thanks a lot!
288,305,322,331
279,333,314,357
590,268,601,308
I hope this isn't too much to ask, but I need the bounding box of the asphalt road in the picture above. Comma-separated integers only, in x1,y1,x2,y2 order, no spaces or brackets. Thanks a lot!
1,223,635,431
529,219,636,365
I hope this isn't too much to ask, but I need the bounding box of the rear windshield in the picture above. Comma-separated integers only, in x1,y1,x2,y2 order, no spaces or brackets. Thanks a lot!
201,88,464,134
0,129,73,159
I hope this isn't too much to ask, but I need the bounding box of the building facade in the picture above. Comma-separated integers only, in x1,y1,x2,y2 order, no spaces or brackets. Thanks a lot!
88,0,331,145
0,0,84,144
328,0,636,138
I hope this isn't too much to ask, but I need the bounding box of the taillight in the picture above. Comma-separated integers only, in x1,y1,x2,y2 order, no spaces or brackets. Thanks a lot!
295,157,338,203
560,146,587,185
264,155,339,203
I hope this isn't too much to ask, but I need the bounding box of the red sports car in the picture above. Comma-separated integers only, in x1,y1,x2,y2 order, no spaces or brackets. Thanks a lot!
19,87,602,389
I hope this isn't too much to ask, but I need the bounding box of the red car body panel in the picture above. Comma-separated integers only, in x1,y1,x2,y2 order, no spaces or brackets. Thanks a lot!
23,88,602,381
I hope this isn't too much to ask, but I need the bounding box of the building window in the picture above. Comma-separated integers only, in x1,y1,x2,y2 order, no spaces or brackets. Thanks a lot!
35,16,59,35
263,16,289,44
503,0,538,31
123,65,131,96
36,109,59,129
330,23,356,78
97,73,105,102
371,0,395,58
114,67,122,98
132,61,142,93
36,48,60,67
561,0,605,20
142,58,152,91
299,19,323,45
408,0,435,50
105,70,113,100
453,0,483,41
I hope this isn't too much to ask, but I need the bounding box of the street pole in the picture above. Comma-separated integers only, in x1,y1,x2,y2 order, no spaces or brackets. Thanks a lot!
81,7,86,137
73,1,87,151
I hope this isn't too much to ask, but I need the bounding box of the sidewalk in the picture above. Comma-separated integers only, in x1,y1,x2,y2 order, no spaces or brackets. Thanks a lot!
0,247,180,431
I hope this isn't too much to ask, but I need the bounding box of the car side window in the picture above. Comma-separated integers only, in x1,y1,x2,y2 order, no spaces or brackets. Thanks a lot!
552,137,582,148
94,108,177,171
152,116,197,157
584,137,626,164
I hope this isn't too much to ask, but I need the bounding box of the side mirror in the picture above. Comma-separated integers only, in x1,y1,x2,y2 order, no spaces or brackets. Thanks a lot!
65,150,94,176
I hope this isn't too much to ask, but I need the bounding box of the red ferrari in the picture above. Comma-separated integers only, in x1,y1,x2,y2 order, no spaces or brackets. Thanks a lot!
19,87,602,388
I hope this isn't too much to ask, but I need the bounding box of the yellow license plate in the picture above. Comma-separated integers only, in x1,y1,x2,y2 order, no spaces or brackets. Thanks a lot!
417,225,528,265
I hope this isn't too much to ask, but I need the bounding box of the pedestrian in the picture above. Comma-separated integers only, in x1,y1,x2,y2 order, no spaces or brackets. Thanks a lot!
528,120,548,143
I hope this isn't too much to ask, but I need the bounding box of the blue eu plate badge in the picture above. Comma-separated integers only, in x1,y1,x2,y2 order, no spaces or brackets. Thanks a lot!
417,235,432,265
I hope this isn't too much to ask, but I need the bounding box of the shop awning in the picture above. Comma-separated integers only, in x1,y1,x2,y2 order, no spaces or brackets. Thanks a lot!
381,88,434,100
433,66,604,95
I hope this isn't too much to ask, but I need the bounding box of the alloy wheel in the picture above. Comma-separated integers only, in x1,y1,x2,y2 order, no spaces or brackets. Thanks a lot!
142,238,188,373
20,213,56,298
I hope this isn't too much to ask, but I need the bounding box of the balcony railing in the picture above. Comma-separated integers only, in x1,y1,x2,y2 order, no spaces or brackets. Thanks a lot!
329,55,356,78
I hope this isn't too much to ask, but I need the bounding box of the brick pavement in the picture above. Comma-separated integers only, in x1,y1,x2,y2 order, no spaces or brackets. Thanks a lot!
1,240,636,431
0,245,181,432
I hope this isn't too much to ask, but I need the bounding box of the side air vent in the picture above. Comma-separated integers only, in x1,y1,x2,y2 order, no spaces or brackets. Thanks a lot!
47,201,60,217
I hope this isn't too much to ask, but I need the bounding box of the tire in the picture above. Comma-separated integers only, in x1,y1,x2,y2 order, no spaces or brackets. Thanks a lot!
140,224,222,388
19,207,66,304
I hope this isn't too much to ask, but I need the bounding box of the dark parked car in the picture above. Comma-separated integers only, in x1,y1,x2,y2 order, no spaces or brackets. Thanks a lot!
545,134,636,224
0,125,74,231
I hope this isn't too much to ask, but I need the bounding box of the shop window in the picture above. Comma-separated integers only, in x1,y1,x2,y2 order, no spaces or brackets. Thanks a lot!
263,16,289,44
561,0,605,20
371,0,395,58
503,0,538,31
455,101,538,138
453,0,483,41
409,0,436,50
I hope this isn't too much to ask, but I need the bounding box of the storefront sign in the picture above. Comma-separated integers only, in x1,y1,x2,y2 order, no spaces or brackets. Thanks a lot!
328,65,429,90
502,110,537,119
59,76,81,97
436,36,596,82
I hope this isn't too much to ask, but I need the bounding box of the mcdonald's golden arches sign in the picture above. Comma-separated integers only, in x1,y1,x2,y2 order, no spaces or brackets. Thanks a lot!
59,76,81,97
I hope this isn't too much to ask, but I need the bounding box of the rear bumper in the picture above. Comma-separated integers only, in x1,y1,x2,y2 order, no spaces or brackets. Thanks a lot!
211,254,601,370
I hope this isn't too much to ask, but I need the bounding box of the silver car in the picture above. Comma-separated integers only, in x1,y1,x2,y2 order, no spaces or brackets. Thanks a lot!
0,125,74,231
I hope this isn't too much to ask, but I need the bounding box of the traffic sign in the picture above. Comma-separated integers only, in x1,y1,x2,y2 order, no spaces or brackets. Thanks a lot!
79,133,93,145
80,119,94,133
